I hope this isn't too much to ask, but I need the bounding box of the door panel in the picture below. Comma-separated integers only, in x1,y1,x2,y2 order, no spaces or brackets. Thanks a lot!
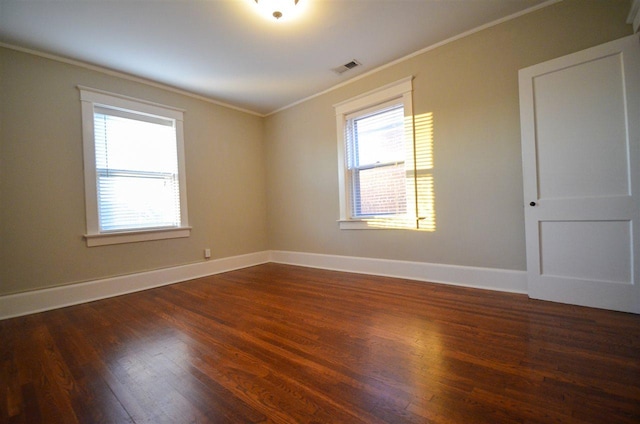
539,220,632,283
519,34,640,313
533,53,629,199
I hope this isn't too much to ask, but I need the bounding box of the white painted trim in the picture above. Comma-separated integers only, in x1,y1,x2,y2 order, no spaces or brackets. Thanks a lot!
270,251,527,294
0,251,270,320
629,0,640,33
0,250,527,321
333,77,413,113
78,85,186,115
84,227,191,247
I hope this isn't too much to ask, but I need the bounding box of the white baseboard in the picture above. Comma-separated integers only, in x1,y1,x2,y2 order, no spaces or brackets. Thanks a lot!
270,250,527,294
0,251,270,320
0,250,526,321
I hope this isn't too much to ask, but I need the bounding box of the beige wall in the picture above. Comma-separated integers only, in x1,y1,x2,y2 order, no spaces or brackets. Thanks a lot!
0,48,268,295
264,0,633,271
0,1,633,297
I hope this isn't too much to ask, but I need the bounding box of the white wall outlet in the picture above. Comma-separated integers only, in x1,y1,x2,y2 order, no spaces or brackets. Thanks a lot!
204,248,211,259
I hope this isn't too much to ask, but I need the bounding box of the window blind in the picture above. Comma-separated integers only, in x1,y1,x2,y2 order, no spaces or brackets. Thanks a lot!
93,107,181,232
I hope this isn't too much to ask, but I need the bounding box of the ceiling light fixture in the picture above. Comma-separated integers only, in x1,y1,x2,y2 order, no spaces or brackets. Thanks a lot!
255,0,299,20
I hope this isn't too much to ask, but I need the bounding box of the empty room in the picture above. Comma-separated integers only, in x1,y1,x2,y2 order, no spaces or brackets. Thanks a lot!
1,0,639,422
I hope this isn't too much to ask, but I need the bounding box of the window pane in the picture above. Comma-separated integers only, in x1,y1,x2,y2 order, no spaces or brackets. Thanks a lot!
95,113,178,174
353,164,407,216
348,102,407,217
353,105,404,167
94,109,181,232
97,173,180,231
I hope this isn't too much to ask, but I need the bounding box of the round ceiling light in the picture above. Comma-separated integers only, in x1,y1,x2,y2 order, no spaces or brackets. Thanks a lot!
254,0,300,21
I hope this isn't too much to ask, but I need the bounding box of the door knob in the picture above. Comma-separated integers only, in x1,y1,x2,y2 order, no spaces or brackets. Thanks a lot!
529,201,537,207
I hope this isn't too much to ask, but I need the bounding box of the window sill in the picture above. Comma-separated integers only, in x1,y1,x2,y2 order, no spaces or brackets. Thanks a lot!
338,218,416,230
84,226,191,247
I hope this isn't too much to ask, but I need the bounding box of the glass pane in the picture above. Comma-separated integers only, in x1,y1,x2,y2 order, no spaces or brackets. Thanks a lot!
94,113,178,174
353,164,407,216
97,173,180,232
94,110,181,232
353,105,404,166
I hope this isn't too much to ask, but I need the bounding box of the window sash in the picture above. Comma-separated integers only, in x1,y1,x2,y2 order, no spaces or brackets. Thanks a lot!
93,108,181,232
345,101,408,218
96,170,181,232
350,163,408,217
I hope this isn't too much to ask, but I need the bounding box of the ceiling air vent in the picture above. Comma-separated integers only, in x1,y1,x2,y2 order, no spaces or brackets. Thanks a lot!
333,60,361,75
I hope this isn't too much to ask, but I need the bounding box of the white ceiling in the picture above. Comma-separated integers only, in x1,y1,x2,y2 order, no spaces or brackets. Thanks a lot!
0,0,551,115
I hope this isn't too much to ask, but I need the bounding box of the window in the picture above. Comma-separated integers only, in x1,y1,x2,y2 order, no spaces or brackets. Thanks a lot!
346,101,407,217
335,77,434,230
79,87,190,246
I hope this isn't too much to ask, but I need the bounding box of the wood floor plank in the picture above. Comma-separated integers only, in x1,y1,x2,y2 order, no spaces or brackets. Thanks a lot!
1,263,639,423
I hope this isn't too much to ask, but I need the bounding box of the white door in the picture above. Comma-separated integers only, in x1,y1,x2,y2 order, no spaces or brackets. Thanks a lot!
519,34,640,314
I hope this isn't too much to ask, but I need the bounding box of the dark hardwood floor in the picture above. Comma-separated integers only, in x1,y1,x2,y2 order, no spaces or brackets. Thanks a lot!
1,263,639,423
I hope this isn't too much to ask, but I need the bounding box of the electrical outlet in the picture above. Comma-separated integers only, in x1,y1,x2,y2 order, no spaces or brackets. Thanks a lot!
204,248,211,259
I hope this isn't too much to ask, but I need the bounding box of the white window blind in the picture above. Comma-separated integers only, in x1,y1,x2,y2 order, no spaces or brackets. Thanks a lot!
93,107,181,232
346,103,406,217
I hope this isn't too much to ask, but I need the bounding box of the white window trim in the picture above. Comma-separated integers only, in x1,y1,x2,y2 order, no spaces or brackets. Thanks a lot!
78,86,191,246
334,77,414,230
